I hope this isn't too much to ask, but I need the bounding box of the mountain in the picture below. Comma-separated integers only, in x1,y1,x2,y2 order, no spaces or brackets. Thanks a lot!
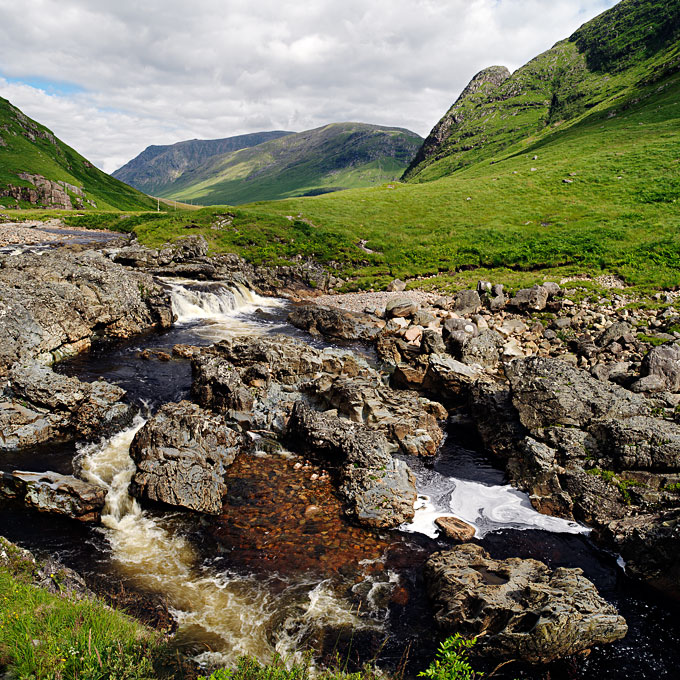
403,0,680,182
0,97,157,211
112,131,294,196
121,123,423,206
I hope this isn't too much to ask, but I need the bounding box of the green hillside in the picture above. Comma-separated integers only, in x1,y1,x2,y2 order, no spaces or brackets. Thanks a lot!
112,131,294,196
403,0,680,182
0,97,158,211
154,123,423,205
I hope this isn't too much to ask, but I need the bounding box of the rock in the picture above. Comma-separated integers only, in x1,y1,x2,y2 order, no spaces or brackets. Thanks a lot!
597,322,632,348
497,319,527,337
129,401,244,514
453,290,481,315
4,362,133,447
0,470,106,522
404,326,423,343
286,402,416,528
426,544,627,663
0,249,173,373
506,356,648,430
424,354,484,403
386,279,406,292
633,343,680,392
420,329,446,355
288,304,382,342
510,285,549,311
434,516,476,541
456,330,505,367
442,318,478,342
412,310,436,327
385,298,419,319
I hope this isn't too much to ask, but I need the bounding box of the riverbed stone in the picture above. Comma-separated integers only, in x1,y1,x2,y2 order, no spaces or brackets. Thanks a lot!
426,544,627,663
288,304,382,342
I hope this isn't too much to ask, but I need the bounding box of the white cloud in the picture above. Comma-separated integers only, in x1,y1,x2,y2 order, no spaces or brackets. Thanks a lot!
0,0,618,173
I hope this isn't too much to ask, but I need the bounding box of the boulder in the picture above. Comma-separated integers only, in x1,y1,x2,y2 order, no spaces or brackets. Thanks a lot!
385,298,418,319
434,516,476,541
509,285,550,311
0,470,106,522
129,401,244,514
386,279,406,292
453,290,481,315
288,304,382,342
426,544,627,663
420,329,446,355
632,343,680,393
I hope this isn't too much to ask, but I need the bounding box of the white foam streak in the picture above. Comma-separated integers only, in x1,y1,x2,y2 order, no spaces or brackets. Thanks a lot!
401,470,588,539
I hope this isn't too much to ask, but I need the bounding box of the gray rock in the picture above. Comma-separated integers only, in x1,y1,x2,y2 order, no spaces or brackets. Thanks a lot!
288,304,382,342
453,290,481,315
506,356,648,430
412,310,436,327
426,544,627,663
0,470,106,522
597,322,633,348
386,278,406,292
633,343,680,392
385,298,419,319
129,401,243,514
510,285,549,311
456,330,505,368
420,329,446,355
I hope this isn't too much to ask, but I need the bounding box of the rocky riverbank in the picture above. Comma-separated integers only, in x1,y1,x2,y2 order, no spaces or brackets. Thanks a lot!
2,233,680,672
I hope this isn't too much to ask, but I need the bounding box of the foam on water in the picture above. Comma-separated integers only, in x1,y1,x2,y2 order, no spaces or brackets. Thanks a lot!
400,451,588,539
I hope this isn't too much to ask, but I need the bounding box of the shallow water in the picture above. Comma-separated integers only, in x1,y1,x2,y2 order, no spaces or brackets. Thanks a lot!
3,278,680,678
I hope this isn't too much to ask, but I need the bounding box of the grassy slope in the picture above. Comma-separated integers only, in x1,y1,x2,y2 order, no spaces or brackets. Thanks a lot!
158,123,422,205
0,97,159,211
130,64,680,292
403,0,680,183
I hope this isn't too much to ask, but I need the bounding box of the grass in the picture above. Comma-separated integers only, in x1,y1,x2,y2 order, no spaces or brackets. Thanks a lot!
0,96,162,212
0,569,162,679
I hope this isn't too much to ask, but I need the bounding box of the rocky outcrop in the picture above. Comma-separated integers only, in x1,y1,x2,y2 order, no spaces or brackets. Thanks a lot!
0,249,173,373
288,304,383,342
287,402,416,528
0,470,106,522
129,401,244,514
426,544,627,663
192,335,447,457
1,362,133,449
0,173,94,210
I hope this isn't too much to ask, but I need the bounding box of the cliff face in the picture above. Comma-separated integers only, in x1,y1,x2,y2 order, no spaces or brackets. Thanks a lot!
404,0,680,183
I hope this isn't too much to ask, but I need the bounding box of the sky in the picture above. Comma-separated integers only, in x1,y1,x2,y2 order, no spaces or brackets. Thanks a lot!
0,0,619,174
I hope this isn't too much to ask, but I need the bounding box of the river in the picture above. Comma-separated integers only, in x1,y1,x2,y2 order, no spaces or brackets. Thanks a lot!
1,278,679,679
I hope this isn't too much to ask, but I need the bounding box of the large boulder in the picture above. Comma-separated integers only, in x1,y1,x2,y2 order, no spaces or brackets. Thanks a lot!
509,285,551,311
129,401,244,514
0,470,106,522
632,342,680,393
426,544,627,663
385,298,418,319
2,362,133,448
288,304,382,342
506,356,648,430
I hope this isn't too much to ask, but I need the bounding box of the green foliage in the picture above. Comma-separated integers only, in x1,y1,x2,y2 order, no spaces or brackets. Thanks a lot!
198,654,380,680
0,566,162,679
418,634,482,680
586,468,645,504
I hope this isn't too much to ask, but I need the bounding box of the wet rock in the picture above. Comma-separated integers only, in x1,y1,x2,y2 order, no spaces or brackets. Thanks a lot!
385,298,418,319
0,249,173,373
434,516,476,541
0,470,106,522
129,401,244,514
3,362,133,447
288,304,382,342
286,402,416,528
426,544,627,663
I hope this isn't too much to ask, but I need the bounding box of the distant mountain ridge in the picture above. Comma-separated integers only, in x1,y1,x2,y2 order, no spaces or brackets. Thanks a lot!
0,97,157,211
116,122,423,206
404,0,680,182
112,131,294,196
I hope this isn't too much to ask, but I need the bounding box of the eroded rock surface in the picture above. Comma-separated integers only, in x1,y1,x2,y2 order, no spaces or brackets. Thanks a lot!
426,544,627,663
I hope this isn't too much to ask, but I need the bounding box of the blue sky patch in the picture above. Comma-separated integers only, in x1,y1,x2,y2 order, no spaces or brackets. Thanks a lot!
1,74,85,96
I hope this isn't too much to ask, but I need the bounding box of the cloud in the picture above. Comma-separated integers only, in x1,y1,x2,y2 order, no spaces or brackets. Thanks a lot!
0,0,618,173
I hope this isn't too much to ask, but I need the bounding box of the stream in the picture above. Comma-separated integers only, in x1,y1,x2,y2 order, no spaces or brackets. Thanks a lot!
2,279,680,679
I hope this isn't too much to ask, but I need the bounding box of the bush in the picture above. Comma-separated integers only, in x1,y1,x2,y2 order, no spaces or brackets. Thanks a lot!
418,634,482,680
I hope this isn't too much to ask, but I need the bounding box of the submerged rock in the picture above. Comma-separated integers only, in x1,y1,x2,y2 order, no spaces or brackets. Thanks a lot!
129,401,244,514
0,470,106,522
426,544,627,663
